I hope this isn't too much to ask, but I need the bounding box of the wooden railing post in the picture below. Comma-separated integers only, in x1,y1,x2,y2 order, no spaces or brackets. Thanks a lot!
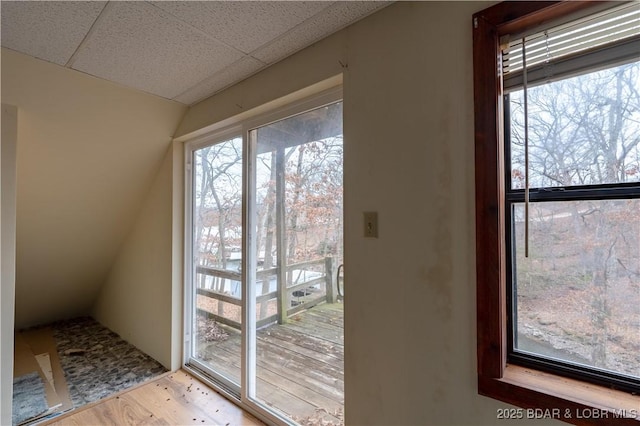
325,256,337,303
276,147,287,324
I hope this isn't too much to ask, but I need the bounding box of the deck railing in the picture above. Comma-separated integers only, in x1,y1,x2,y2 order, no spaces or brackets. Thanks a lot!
196,256,338,330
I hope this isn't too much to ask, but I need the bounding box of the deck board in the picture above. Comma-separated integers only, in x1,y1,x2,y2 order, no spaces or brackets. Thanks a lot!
279,321,343,346
261,326,343,361
197,302,344,422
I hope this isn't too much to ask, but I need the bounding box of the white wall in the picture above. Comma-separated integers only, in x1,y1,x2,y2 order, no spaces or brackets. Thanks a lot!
1,48,186,328
91,139,185,371
344,4,480,423
178,2,561,424
170,141,184,371
1,104,18,426
93,146,175,369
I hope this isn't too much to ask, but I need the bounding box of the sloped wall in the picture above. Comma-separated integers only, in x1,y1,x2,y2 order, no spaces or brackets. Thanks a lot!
1,48,186,328
92,145,175,369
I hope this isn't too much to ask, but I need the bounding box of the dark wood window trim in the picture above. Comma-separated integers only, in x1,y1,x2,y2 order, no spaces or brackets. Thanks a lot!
473,2,640,424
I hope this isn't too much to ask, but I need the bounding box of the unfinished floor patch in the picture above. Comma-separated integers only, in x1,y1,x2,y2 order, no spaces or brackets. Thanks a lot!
12,372,48,425
14,318,167,424
13,329,69,425
50,317,167,407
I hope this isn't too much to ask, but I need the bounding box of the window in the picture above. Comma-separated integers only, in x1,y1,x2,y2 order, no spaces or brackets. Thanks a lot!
474,1,640,422
504,2,640,393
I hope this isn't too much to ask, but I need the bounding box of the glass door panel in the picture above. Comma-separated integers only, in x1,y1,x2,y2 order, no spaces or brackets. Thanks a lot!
190,137,243,388
249,102,344,423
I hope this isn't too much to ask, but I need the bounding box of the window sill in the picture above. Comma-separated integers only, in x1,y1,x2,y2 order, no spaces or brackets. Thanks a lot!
479,365,640,425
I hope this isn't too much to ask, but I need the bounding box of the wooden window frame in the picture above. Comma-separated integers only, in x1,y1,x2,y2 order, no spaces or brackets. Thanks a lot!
473,2,640,424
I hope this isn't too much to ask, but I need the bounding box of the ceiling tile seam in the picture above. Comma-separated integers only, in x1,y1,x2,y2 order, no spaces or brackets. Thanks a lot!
65,1,111,68
170,54,268,103
249,1,392,61
175,1,371,105
144,0,248,57
181,66,264,106
54,61,187,106
246,1,340,59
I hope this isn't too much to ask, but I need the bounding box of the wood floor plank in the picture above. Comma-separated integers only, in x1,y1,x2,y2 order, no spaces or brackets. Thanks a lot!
52,393,166,425
168,372,248,420
123,377,210,425
44,371,263,426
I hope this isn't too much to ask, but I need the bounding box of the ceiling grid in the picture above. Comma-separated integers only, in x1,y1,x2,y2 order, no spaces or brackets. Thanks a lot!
1,0,391,105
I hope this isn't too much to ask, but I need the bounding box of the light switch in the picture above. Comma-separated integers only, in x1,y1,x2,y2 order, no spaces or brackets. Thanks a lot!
363,211,378,238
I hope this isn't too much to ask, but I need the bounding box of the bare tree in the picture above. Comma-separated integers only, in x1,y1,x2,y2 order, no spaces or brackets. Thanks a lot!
509,61,640,371
194,140,243,292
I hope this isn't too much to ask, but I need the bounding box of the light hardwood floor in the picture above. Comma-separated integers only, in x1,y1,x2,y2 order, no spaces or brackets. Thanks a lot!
43,370,264,426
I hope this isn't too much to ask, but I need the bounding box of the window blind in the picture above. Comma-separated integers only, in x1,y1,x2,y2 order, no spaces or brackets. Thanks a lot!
502,2,640,91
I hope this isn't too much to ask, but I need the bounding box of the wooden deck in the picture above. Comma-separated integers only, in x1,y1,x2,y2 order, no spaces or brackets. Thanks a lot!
197,302,344,424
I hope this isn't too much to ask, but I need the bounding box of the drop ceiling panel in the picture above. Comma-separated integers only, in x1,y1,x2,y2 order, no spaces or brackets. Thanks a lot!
253,1,391,64
174,56,265,105
1,1,392,104
151,1,332,54
70,1,245,99
0,1,106,66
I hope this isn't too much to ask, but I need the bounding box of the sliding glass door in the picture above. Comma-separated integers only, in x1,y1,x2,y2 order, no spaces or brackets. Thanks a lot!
186,90,344,425
248,103,344,422
188,135,244,391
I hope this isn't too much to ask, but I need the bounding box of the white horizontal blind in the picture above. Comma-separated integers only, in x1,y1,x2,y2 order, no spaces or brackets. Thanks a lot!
502,2,640,90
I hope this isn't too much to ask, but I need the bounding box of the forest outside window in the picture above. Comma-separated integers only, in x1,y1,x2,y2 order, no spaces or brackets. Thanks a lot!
505,2,640,392
474,1,640,423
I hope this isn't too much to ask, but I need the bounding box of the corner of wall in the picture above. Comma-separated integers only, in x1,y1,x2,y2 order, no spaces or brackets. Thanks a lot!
170,140,185,371
1,103,18,426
